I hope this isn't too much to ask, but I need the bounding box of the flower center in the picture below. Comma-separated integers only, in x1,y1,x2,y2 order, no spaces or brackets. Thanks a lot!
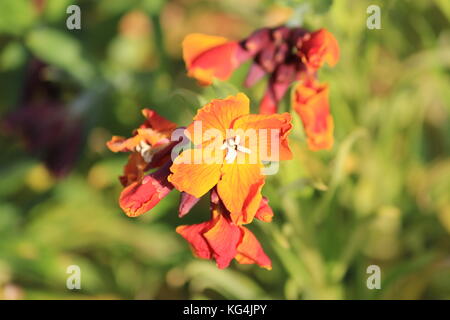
220,135,251,164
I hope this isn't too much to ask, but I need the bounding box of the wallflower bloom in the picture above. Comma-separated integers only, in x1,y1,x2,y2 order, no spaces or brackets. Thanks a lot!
168,93,292,224
108,98,284,269
292,80,334,151
176,190,272,269
107,109,178,217
181,26,339,150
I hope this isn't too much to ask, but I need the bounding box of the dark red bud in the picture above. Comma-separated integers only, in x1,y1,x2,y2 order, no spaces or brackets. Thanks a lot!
179,192,201,217
243,28,271,55
244,63,266,87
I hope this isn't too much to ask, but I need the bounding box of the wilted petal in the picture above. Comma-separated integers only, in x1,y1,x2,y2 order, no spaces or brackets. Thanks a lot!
119,162,173,217
119,152,148,187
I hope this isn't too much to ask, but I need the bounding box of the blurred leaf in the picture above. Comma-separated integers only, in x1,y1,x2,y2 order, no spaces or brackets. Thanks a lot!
26,28,96,85
0,0,36,36
185,261,269,299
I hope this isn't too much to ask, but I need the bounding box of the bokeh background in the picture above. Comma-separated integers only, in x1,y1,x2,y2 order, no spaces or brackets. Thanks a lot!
0,0,449,299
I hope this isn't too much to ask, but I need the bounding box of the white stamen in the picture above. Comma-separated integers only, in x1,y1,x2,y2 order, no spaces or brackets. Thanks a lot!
221,135,251,164
135,140,154,163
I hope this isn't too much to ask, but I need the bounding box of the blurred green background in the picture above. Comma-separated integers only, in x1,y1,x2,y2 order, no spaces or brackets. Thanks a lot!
0,0,449,299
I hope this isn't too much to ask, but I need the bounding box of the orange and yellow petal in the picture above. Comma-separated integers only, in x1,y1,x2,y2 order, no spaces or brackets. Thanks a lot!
217,162,264,220
182,33,240,85
232,113,293,161
106,135,141,152
168,148,223,198
186,93,250,145
231,177,265,225
236,227,272,269
292,81,334,151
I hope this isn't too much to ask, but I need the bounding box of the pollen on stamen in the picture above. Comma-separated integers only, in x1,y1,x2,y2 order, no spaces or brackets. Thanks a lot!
221,135,251,164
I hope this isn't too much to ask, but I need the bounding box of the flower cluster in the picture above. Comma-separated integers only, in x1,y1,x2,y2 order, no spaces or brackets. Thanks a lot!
182,26,339,150
108,93,292,269
108,24,339,270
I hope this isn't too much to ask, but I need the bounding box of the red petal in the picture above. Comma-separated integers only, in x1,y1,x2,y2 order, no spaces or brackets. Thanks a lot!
119,162,173,217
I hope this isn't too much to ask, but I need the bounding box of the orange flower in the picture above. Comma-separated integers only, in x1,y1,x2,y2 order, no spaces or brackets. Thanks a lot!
107,109,178,216
107,109,177,186
298,29,340,70
176,191,272,269
292,80,334,151
182,33,249,86
168,93,292,224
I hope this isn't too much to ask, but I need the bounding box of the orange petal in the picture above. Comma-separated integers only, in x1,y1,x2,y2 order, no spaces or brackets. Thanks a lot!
119,164,173,217
183,33,230,68
204,208,241,269
300,29,339,70
141,108,177,135
254,197,274,222
107,109,176,152
186,93,249,145
176,221,214,260
232,113,293,161
292,81,334,151
231,177,265,225
168,148,222,198
217,162,264,220
182,33,240,85
236,226,272,269
106,135,141,152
